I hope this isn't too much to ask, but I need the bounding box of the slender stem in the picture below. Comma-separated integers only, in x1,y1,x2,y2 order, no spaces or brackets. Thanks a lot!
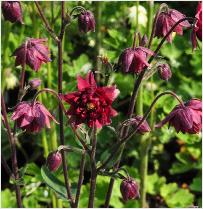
74,151,86,207
98,91,184,171
1,155,14,178
34,1,59,42
1,94,22,208
140,2,154,207
88,125,97,208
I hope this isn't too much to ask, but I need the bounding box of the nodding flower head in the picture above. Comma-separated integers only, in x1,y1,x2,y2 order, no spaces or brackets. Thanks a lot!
47,151,62,172
120,178,140,202
12,38,51,71
158,63,172,81
156,98,202,134
61,71,119,128
2,1,23,24
118,46,154,74
11,101,58,133
78,10,95,33
155,6,190,43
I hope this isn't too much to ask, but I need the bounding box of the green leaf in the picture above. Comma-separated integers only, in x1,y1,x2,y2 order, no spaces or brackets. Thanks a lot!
190,177,202,192
1,189,17,208
41,165,68,201
160,183,194,208
146,173,166,195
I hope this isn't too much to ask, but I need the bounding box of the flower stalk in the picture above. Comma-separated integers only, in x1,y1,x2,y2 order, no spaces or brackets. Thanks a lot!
88,125,97,208
1,93,22,207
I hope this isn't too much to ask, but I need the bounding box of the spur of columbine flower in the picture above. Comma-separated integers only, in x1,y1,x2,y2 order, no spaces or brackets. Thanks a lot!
61,71,119,128
191,2,202,50
156,98,202,134
11,101,58,133
155,5,190,43
12,38,51,71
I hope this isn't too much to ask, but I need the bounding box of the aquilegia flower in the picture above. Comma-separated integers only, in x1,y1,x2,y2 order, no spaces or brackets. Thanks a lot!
61,71,119,128
1,1,23,24
156,98,202,134
191,2,202,50
47,151,62,172
155,7,190,43
78,10,95,33
11,101,58,133
13,38,51,71
125,116,151,134
120,178,140,202
158,63,172,81
118,47,154,74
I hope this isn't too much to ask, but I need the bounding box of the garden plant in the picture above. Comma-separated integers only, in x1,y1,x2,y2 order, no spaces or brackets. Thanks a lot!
1,1,202,208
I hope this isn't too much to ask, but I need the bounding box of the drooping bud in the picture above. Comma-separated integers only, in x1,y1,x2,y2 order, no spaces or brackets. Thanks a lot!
28,78,41,89
158,63,172,81
120,178,140,202
78,10,95,33
1,1,23,24
47,151,62,172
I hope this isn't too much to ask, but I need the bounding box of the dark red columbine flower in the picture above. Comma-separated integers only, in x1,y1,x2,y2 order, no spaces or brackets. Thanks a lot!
158,63,172,81
127,116,151,134
191,2,202,50
118,47,154,74
120,178,140,202
12,38,51,71
28,78,41,89
61,71,119,128
47,151,62,172
156,98,202,134
1,1,23,24
11,101,58,133
78,10,95,33
155,8,190,43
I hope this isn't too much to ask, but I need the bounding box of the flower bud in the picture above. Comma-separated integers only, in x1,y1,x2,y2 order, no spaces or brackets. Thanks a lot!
120,178,140,202
2,1,23,24
47,151,62,172
28,78,41,89
78,10,95,33
158,63,172,81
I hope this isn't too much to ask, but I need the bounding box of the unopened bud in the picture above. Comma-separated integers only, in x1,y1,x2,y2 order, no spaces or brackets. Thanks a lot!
47,151,62,172
28,78,41,89
120,178,140,202
158,63,172,81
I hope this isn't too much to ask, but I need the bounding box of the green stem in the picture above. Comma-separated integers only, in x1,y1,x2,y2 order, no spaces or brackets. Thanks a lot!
140,2,154,207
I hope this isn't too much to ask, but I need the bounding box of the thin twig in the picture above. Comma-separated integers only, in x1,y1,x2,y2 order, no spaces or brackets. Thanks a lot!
34,1,59,42
88,125,97,208
74,151,86,207
1,93,22,207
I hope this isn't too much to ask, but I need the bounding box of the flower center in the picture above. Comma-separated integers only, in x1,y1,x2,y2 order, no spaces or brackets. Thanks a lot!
86,102,96,110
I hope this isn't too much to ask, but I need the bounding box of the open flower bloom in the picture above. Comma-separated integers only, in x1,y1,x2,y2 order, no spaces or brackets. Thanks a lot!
11,101,58,133
191,2,202,50
118,47,154,74
156,98,202,134
61,71,119,128
155,8,190,43
1,1,23,24
120,178,140,202
13,38,51,71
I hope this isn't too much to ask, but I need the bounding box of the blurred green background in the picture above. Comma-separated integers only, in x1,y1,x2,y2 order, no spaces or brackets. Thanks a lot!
1,1,202,208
